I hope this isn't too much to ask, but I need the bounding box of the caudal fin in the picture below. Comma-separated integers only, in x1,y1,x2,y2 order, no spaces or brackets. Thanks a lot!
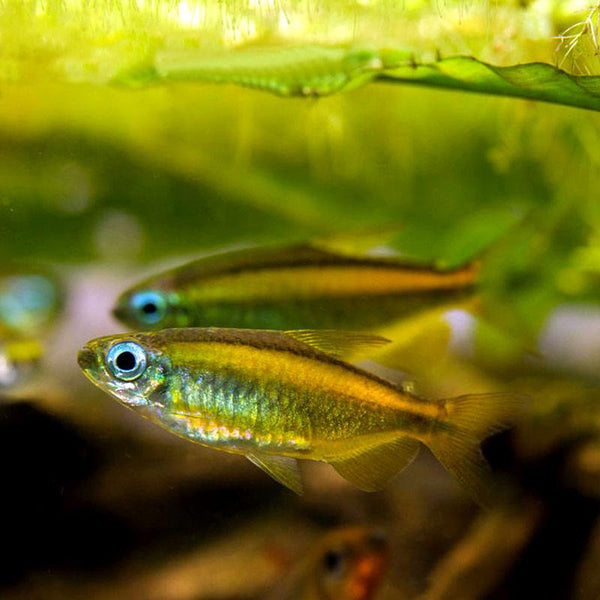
428,393,526,506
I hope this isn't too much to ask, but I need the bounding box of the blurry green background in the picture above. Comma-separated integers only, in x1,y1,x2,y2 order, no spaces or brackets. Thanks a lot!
1,0,599,339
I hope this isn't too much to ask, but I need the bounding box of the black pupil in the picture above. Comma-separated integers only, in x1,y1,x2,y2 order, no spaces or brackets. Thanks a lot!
116,351,137,371
142,302,157,315
323,550,344,574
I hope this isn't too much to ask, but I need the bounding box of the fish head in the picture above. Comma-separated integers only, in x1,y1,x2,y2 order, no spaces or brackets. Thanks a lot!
77,333,169,411
113,285,185,330
315,527,389,600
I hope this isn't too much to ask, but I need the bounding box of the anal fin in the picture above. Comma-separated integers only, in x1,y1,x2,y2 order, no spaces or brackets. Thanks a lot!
331,436,420,492
247,453,303,494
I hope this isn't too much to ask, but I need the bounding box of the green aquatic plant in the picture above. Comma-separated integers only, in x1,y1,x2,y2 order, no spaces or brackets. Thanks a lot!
555,3,600,75
380,55,600,112
123,43,600,112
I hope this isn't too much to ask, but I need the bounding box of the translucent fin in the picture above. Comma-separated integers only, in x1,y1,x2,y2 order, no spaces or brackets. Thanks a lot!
310,223,403,257
373,304,458,373
330,437,420,492
283,329,391,358
428,393,527,507
247,453,303,494
357,360,416,389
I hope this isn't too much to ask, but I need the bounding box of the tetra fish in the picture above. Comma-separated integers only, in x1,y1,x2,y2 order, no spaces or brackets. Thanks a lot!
78,327,520,503
269,526,390,600
113,245,478,333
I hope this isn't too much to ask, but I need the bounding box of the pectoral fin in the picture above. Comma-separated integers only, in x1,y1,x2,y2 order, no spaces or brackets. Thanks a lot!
247,453,303,494
330,437,420,492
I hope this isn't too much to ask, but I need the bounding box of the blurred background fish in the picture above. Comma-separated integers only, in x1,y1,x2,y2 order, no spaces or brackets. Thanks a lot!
112,244,478,332
0,334,43,389
268,526,390,600
0,269,62,336
0,269,62,391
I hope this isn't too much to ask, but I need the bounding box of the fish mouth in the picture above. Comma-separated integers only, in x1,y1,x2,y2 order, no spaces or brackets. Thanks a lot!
77,346,97,372
111,304,128,324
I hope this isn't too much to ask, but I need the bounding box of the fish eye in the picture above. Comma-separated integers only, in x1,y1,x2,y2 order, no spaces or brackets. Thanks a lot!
106,341,147,381
130,290,167,325
323,548,346,577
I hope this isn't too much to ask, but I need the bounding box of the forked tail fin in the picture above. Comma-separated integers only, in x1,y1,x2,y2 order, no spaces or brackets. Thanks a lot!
427,393,527,506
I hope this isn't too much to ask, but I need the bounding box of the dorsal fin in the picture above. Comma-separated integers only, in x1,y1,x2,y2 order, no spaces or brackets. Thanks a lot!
310,223,403,256
283,329,391,358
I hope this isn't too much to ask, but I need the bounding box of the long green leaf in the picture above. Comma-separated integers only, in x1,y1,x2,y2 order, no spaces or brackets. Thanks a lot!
120,46,401,96
379,56,600,112
123,45,600,112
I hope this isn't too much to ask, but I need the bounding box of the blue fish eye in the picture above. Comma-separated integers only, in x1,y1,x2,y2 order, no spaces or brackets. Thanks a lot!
130,290,167,325
106,341,147,381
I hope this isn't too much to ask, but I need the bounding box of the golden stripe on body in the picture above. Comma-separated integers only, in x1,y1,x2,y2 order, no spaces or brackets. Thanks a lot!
166,340,441,420
184,265,477,303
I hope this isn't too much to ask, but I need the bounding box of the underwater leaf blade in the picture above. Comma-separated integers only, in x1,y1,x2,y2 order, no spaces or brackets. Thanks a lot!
379,57,600,112
149,45,385,97
137,44,600,112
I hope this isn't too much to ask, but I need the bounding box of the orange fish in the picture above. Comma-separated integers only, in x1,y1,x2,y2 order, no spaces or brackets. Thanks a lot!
269,526,390,600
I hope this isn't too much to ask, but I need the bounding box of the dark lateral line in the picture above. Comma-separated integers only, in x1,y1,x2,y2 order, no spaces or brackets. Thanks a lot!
174,254,477,286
